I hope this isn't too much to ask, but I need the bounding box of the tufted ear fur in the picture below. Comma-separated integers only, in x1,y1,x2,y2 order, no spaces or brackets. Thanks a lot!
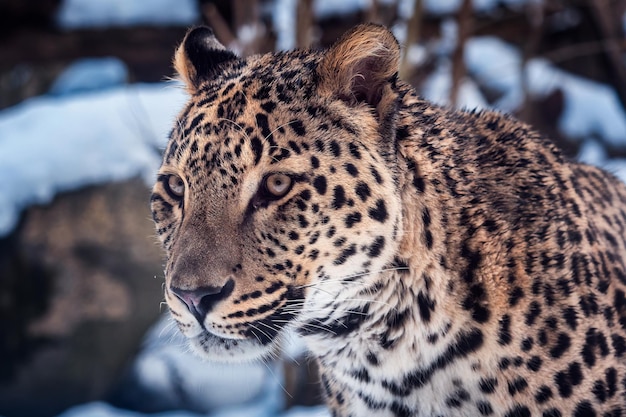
318,24,400,122
174,26,239,93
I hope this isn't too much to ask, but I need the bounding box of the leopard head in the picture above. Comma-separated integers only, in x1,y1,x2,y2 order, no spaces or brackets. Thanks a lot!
151,24,404,361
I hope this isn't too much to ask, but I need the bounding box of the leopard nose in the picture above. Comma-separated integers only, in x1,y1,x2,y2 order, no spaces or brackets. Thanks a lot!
170,279,235,321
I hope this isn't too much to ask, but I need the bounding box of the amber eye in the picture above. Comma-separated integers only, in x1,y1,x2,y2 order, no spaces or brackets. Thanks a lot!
264,173,292,198
166,174,185,198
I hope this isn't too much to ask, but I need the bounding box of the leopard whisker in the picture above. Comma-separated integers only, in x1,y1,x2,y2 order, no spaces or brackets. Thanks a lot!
246,323,266,347
287,320,338,335
260,357,293,399
158,319,178,339
297,266,409,290
264,119,301,146
286,294,397,311
340,298,397,310
256,319,283,334
173,119,188,159
281,304,370,319
276,331,302,366
247,322,276,346
216,117,252,143
274,314,342,330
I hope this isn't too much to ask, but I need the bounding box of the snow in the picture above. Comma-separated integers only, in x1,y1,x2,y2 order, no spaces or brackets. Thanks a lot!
57,403,200,417
125,316,283,413
404,44,428,67
422,0,538,15
52,316,323,417
56,403,330,417
464,36,626,147
272,0,297,51
435,18,459,57
49,58,129,96
313,0,371,18
55,0,199,29
465,36,523,112
578,140,626,185
282,407,331,417
526,58,626,146
294,0,538,19
578,139,606,167
422,0,462,15
0,82,187,237
52,315,320,417
421,60,489,110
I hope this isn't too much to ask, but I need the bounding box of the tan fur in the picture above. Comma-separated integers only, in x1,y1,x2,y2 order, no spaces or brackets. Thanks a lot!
173,33,197,94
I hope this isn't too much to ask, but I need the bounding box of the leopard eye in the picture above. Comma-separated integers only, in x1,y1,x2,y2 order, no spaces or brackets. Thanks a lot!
166,174,185,198
264,173,292,198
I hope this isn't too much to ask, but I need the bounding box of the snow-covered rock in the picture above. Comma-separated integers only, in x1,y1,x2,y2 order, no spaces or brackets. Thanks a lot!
56,402,331,417
300,0,537,19
56,0,199,29
272,0,297,51
313,0,371,18
465,36,523,112
0,82,187,237
116,315,283,414
421,60,489,110
465,36,626,148
56,402,202,417
527,59,626,147
282,406,331,417
422,0,537,15
49,58,129,96
578,140,626,185
54,317,326,417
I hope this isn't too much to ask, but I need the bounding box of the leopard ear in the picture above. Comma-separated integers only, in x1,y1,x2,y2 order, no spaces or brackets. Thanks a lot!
318,24,400,116
174,26,239,93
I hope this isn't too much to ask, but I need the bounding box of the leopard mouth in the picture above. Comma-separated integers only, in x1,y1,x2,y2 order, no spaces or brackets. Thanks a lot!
165,282,305,363
187,329,280,363
184,302,301,363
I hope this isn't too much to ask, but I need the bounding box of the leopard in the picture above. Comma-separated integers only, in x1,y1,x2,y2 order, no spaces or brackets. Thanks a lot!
150,23,626,417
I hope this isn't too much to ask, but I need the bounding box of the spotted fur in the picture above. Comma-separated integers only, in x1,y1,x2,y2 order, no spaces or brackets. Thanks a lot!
151,24,626,416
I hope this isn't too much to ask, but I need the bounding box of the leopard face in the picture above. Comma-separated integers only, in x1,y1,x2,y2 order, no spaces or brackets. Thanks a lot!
150,26,403,362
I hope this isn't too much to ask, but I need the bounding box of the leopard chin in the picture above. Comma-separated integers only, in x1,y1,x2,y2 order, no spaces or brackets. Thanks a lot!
186,328,283,363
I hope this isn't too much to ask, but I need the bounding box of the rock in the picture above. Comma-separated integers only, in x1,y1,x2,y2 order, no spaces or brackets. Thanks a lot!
0,178,165,417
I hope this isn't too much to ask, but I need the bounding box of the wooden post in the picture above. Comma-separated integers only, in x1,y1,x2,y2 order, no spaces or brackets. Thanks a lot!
399,0,422,81
450,0,472,108
296,0,314,49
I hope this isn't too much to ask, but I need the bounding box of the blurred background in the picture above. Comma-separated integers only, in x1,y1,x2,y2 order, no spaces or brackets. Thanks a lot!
1,0,626,416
